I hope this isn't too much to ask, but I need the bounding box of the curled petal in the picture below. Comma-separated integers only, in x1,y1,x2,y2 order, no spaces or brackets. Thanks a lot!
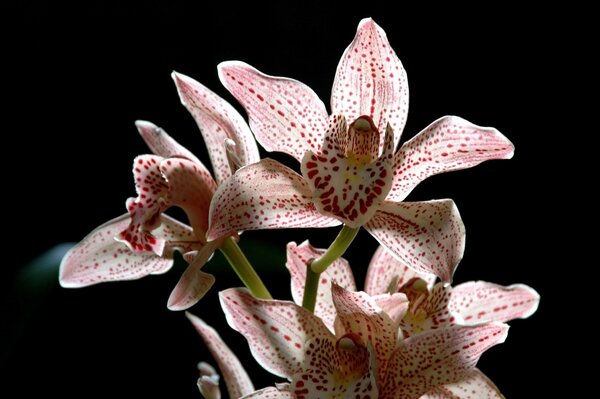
207,159,340,241
302,120,394,228
332,284,397,368
389,116,515,202
172,71,260,184
160,157,217,239
422,369,504,399
187,313,255,398
116,155,168,254
332,18,409,149
197,362,221,399
449,281,540,325
365,199,465,282
286,241,356,332
167,239,225,311
372,293,409,326
218,61,329,162
59,214,195,287
364,244,436,296
381,323,509,399
135,120,201,164
219,288,331,379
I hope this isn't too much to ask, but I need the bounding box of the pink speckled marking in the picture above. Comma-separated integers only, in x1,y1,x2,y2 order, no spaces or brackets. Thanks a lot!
388,115,515,202
380,323,508,398
286,240,356,332
301,115,395,227
218,61,329,163
364,244,437,295
135,120,202,164
242,386,295,398
365,199,465,282
332,18,409,151
186,313,254,398
422,368,504,399
449,281,540,324
207,159,341,240
173,71,260,184
59,214,196,287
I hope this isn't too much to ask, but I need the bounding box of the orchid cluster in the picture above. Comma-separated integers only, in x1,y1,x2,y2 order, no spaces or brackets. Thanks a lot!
60,18,539,398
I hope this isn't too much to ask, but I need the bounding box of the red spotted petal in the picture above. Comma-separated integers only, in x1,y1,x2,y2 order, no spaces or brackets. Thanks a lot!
380,323,509,398
167,239,225,311
187,313,255,398
116,155,169,254
400,282,455,337
364,244,437,295
135,120,201,164
219,288,331,379
332,284,397,369
290,335,377,399
286,240,356,332
422,369,504,399
172,72,259,184
59,214,195,287
389,116,515,202
242,386,295,398
449,281,540,325
332,18,408,150
159,157,217,239
365,199,465,282
207,159,340,241
301,120,394,228
218,61,329,162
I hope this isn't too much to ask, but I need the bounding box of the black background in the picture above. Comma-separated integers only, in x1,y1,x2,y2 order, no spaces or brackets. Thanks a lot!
1,1,573,397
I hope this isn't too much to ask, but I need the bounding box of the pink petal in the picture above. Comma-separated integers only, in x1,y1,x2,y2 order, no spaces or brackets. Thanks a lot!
167,239,225,311
186,313,255,398
422,369,504,399
365,199,465,282
172,71,260,184
388,116,515,202
135,120,201,164
59,214,195,287
207,158,340,241
218,61,329,163
116,155,169,254
159,157,217,239
332,284,397,369
286,240,356,332
373,293,409,325
364,244,437,295
449,281,540,325
381,323,509,398
219,288,332,379
302,118,395,228
242,387,295,399
290,335,377,399
331,18,408,149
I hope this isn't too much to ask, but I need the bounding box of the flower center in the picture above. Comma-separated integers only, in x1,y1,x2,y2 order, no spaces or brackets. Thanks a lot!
345,115,380,164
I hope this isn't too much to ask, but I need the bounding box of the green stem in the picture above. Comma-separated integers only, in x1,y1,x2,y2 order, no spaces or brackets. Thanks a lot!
302,225,360,311
219,237,272,299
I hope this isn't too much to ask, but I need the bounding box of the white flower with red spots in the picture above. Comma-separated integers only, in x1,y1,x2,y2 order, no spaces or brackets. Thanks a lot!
207,18,514,282
187,241,537,398
59,72,260,310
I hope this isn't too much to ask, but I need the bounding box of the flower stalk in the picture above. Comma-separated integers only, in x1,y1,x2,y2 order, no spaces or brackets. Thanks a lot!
220,237,272,299
302,225,359,311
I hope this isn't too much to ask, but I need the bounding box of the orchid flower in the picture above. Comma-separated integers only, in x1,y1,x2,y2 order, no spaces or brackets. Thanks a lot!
364,244,540,338
59,72,270,310
207,18,514,290
290,240,537,397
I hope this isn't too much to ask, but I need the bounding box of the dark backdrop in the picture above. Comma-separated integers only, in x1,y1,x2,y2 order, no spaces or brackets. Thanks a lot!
2,2,568,397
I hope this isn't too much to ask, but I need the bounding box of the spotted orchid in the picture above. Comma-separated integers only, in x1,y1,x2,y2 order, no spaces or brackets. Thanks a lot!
207,18,514,284
59,72,269,310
